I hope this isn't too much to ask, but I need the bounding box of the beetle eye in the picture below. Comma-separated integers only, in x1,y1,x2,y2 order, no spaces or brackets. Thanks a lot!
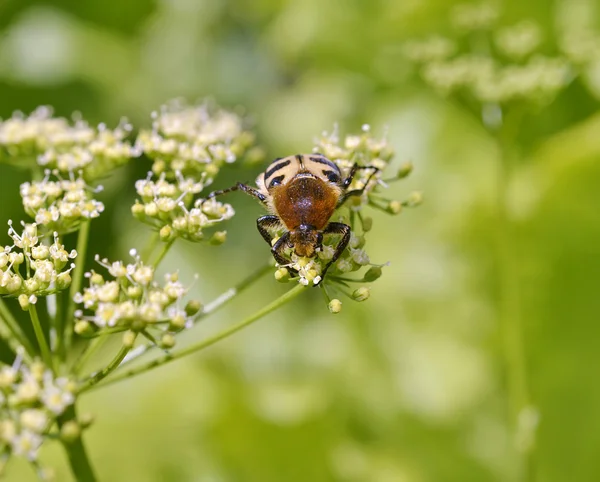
326,172,340,183
269,175,284,189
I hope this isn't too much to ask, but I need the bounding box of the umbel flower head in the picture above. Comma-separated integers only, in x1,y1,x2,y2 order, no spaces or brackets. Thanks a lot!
135,99,258,183
74,250,200,349
0,351,77,464
268,125,420,310
0,222,76,300
132,100,257,243
404,2,574,106
21,170,104,235
0,106,139,181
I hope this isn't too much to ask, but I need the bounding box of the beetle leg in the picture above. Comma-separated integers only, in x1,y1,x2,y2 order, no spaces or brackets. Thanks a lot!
204,182,267,205
318,222,351,284
271,231,295,269
256,215,281,246
338,164,380,206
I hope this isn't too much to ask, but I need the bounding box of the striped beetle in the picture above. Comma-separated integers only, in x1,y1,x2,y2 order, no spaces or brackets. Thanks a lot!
205,153,378,285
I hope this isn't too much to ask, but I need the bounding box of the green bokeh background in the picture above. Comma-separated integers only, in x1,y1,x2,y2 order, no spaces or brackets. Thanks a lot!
1,0,599,480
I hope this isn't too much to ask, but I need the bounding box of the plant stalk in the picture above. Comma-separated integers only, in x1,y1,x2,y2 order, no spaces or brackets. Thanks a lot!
28,304,53,371
58,404,98,482
0,298,35,356
61,220,91,362
82,282,305,393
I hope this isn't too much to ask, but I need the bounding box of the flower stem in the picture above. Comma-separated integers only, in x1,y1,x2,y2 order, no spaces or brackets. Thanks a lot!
72,335,110,376
28,304,53,371
494,107,534,481
58,404,98,482
0,298,35,356
117,261,273,367
81,282,305,393
79,337,137,391
152,239,174,268
140,231,160,264
61,220,91,362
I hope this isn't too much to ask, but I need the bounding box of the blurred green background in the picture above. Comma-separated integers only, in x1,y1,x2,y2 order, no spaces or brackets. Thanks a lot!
2,0,600,480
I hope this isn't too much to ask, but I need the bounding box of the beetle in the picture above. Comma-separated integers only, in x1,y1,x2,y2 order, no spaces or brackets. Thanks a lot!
204,153,379,285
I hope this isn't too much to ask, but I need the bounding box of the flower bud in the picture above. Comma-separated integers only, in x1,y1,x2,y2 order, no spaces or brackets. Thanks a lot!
152,159,166,175
90,273,104,285
184,300,202,317
328,299,342,314
79,412,95,429
5,274,22,293
209,231,227,246
159,225,174,241
60,420,81,443
74,320,93,336
56,272,72,290
387,200,402,215
352,287,371,302
406,191,423,207
18,294,30,310
131,202,145,218
397,161,413,179
122,330,137,348
363,266,383,282
160,333,176,349
361,216,373,232
274,268,290,282
127,285,143,299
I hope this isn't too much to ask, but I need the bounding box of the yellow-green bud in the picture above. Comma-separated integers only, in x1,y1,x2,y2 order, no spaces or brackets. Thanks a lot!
184,300,202,317
205,163,220,177
60,420,81,443
159,225,174,241
387,200,402,215
74,320,93,336
56,272,72,290
328,299,342,314
5,274,22,293
160,333,176,349
274,268,290,282
18,294,30,311
361,216,373,232
397,161,413,179
152,159,166,175
407,191,423,207
90,273,104,285
79,412,95,429
24,278,40,294
131,202,145,217
209,231,227,246
363,266,383,282
127,285,143,299
122,331,137,348
352,287,371,302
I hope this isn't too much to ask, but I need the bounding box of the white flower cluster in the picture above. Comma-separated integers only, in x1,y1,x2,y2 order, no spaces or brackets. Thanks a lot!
0,106,138,181
21,170,104,234
74,251,200,348
0,222,76,300
135,100,257,183
0,353,76,462
131,172,234,242
406,3,573,105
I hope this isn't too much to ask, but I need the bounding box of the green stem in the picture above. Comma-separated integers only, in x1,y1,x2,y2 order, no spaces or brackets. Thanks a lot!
116,262,273,368
141,231,160,264
79,338,137,391
57,404,98,482
28,304,53,371
494,107,533,481
72,336,110,376
152,239,174,268
0,298,35,356
81,283,305,393
61,220,91,361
